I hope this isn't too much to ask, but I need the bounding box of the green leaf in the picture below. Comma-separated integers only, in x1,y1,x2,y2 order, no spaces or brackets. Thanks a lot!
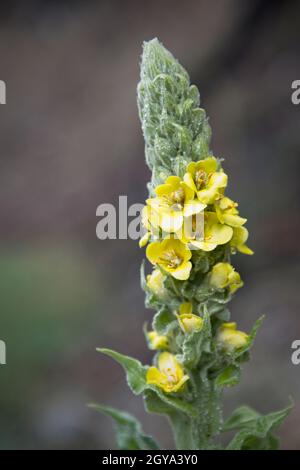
223,405,260,431
137,38,211,185
144,389,177,416
214,308,231,322
152,307,176,335
98,348,147,395
226,401,293,450
98,348,197,419
89,403,159,450
216,365,241,388
191,132,210,159
234,315,265,359
248,315,265,345
146,386,197,418
154,135,176,166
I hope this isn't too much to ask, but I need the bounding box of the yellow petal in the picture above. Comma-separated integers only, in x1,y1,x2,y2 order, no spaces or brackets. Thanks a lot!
158,353,184,380
178,313,203,333
238,244,254,255
170,239,192,261
197,187,219,204
217,325,249,351
208,223,233,245
182,181,195,202
148,331,169,350
160,210,184,233
146,241,162,264
186,161,197,175
151,353,190,392
231,226,249,245
146,366,165,386
170,374,189,392
154,183,173,197
222,322,237,330
183,200,206,218
222,213,247,227
190,240,218,251
199,156,218,173
165,175,181,188
172,261,192,280
209,171,228,189
179,302,193,314
144,203,161,229
139,232,150,248
183,172,197,192
231,226,254,255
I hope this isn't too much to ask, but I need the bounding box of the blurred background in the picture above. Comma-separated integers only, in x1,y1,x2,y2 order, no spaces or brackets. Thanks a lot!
0,0,299,449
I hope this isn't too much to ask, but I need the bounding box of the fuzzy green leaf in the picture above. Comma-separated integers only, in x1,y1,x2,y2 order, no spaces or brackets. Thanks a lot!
216,365,241,388
152,307,176,335
234,315,265,359
98,348,147,395
226,401,293,450
144,389,177,416
89,403,159,450
146,386,197,418
137,38,211,189
223,405,260,431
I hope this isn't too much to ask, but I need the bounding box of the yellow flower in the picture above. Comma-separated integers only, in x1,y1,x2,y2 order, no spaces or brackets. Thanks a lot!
184,156,227,204
147,331,169,350
146,352,189,393
147,176,205,233
214,196,247,227
177,302,203,333
139,205,160,247
210,262,243,293
146,238,192,280
230,226,254,255
217,322,249,352
178,212,233,251
146,268,167,299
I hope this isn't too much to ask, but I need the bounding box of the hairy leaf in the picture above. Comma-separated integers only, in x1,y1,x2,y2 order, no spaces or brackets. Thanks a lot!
226,401,293,450
98,348,147,395
89,403,159,450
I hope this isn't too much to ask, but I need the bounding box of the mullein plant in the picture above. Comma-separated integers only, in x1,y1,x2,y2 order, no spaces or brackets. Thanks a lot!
91,39,291,450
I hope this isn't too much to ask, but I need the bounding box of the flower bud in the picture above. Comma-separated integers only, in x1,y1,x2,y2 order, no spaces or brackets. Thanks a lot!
178,302,203,333
147,331,169,350
217,322,248,351
147,268,167,299
210,262,243,293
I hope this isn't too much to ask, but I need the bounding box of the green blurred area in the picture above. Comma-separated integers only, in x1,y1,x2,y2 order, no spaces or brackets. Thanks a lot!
0,245,103,448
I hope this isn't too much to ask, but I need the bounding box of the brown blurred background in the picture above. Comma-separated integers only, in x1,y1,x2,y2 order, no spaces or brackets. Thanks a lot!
0,0,299,449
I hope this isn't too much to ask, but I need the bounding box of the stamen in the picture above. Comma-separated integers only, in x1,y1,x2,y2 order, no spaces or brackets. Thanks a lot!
159,250,182,269
161,188,185,210
194,169,207,190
